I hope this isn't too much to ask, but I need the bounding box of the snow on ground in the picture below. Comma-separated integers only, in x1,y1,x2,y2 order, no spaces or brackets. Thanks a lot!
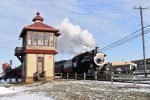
0,80,150,100
0,87,16,95
0,82,52,100
0,93,52,100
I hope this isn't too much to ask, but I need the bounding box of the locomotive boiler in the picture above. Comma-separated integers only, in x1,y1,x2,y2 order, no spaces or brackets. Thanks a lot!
55,47,113,78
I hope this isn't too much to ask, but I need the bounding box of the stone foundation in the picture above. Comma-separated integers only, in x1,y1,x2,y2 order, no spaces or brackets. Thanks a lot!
23,77,54,83
45,77,54,81
25,77,34,83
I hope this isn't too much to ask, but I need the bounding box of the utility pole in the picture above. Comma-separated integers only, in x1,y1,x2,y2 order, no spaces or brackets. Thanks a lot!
134,6,148,77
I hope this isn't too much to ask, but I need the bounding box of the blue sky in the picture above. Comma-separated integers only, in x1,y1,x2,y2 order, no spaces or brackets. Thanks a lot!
0,0,150,72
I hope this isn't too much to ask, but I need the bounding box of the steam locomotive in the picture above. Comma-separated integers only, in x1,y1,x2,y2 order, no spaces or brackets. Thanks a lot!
55,47,137,79
55,47,113,78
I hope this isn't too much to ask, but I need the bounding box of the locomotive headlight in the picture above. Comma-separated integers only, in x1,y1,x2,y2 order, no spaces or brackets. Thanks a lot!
94,53,106,67
106,68,109,70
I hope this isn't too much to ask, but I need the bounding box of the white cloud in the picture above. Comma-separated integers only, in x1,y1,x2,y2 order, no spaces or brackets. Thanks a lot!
58,18,96,55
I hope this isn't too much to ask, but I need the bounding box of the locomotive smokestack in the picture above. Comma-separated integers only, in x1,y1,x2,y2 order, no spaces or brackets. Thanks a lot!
95,47,99,53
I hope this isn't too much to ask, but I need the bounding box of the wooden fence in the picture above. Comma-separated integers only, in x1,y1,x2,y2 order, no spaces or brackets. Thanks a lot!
111,70,150,85
55,72,111,81
55,70,150,85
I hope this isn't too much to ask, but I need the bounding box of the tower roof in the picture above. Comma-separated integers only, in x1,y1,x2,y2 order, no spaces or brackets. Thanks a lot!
32,12,44,22
20,12,60,37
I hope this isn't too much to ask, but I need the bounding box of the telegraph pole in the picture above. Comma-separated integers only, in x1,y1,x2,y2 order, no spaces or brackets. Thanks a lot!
134,6,148,77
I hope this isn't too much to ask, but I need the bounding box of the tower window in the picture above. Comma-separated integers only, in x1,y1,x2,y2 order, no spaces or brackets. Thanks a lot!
27,32,32,45
49,33,54,47
44,33,50,46
27,31,54,47
38,57,44,61
38,33,44,45
32,32,38,46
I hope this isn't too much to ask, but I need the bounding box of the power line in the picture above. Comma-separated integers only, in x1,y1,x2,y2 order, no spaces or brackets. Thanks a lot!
100,25,150,51
101,29,150,51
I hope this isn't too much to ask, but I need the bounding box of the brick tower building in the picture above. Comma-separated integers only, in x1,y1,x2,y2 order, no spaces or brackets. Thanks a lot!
15,12,60,82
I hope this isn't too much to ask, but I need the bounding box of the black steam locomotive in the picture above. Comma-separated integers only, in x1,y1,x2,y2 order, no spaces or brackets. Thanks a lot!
55,47,137,79
55,47,113,78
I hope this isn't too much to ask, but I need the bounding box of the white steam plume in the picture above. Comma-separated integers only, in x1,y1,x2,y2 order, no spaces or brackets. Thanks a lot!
58,18,96,55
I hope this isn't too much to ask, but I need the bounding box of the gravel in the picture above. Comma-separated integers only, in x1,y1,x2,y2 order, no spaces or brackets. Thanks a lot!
1,80,150,100
24,80,150,100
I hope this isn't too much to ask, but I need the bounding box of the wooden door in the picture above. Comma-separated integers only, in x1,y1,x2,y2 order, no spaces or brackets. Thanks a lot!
37,61,43,73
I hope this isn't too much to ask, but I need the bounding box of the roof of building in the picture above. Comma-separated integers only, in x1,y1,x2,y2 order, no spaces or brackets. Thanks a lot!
32,12,44,22
20,12,60,37
22,22,59,32
111,62,136,66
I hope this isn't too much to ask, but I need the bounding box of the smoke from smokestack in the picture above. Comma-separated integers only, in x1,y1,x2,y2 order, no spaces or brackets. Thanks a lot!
58,18,96,55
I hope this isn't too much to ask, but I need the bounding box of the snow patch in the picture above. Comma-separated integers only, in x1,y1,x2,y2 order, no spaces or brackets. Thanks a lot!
0,93,52,100
0,87,16,95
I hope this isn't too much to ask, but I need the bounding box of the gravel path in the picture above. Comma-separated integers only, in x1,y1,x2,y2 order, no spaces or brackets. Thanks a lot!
1,80,150,100
26,80,150,100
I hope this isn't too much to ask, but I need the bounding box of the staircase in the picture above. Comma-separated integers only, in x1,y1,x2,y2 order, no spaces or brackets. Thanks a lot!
33,71,46,82
15,47,23,63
